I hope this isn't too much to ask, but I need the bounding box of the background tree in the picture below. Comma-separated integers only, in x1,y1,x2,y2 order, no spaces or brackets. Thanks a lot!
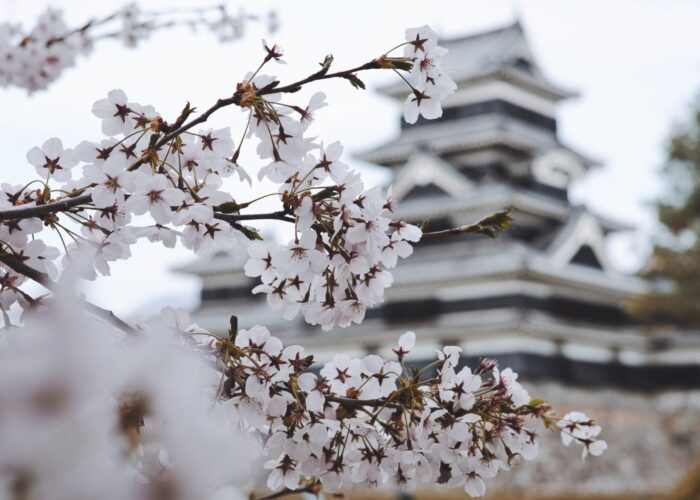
630,99,700,327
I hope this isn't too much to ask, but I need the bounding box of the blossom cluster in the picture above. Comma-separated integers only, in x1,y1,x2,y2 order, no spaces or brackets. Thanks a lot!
401,25,457,124
216,326,607,497
0,27,455,331
558,411,608,458
238,27,456,328
0,87,243,311
240,78,422,329
0,3,276,93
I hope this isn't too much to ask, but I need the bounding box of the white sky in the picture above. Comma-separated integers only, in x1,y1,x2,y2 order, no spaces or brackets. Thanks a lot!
2,0,700,316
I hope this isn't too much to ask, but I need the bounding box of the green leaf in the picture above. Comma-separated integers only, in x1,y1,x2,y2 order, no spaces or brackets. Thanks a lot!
231,223,263,241
215,201,241,214
391,60,413,72
467,208,513,238
343,73,366,90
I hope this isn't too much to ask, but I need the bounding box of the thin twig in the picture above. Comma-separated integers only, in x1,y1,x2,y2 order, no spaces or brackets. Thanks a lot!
142,57,383,167
44,12,119,47
421,225,484,238
422,209,513,239
260,59,381,95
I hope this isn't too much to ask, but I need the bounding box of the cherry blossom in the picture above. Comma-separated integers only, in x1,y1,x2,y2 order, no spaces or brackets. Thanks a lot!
84,156,130,208
26,137,76,182
0,4,276,93
558,411,608,458
16,239,60,278
401,25,457,124
123,173,184,224
495,367,531,407
91,89,136,137
392,330,415,360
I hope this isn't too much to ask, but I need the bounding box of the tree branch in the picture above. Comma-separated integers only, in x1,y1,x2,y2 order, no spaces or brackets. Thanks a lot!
326,394,399,409
158,94,243,150
0,193,92,222
44,12,119,47
0,254,52,288
79,300,141,337
0,254,140,336
213,211,295,224
140,57,384,167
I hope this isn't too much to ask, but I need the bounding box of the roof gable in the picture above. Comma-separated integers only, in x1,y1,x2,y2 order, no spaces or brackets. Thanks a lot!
547,209,612,273
570,245,605,270
391,150,474,201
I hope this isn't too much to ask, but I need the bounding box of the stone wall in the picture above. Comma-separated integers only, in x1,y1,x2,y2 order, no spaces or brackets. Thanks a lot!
490,382,700,496
339,383,700,499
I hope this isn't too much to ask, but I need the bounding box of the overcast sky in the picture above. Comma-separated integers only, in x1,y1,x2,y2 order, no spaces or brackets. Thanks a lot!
2,0,700,316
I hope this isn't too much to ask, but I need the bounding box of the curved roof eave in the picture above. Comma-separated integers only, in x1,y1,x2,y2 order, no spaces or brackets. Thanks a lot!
379,67,578,103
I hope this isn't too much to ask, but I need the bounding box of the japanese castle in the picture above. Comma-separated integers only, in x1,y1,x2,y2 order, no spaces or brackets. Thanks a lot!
179,22,700,496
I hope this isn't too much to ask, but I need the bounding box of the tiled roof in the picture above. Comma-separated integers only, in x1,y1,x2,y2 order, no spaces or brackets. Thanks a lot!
380,21,576,100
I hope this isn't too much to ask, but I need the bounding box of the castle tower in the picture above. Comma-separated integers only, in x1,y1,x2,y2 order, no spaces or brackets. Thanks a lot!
178,22,700,388
177,22,700,495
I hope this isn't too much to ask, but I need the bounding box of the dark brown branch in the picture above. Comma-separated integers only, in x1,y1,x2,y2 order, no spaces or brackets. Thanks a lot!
0,254,53,288
0,254,140,336
213,211,295,224
120,92,246,174
0,193,92,222
3,55,390,221
159,94,243,149
259,59,381,95
326,394,398,409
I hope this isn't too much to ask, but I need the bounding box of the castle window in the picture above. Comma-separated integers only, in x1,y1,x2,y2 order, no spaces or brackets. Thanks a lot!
570,245,604,270
512,57,534,75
